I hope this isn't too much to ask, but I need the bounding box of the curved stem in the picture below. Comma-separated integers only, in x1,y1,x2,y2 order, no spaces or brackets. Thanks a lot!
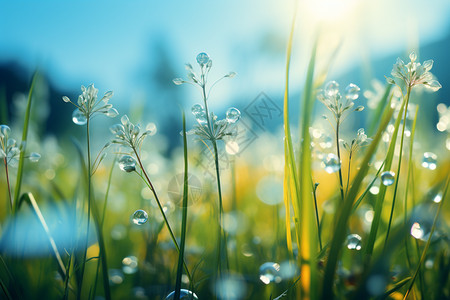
132,147,192,281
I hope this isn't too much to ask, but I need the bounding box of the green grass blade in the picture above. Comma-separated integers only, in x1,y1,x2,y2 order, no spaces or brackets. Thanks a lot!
365,87,409,263
298,36,319,299
282,0,300,258
174,111,189,299
13,72,37,213
21,192,66,279
321,101,394,300
384,87,412,248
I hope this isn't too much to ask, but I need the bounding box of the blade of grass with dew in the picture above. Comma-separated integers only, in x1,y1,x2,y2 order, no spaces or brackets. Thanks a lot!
174,111,189,300
282,1,299,259
18,193,66,280
367,84,392,136
365,87,408,264
12,72,37,213
321,101,394,300
384,86,413,248
403,174,450,300
73,140,111,300
297,36,319,300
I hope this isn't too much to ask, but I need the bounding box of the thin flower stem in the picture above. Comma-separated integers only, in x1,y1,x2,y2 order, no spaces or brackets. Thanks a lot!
4,159,13,210
78,120,92,300
132,147,192,281
335,120,345,201
200,76,228,275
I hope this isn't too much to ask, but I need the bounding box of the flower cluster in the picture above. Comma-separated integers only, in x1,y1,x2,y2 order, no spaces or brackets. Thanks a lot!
386,51,441,93
173,52,240,143
0,125,40,167
187,105,240,142
110,115,154,150
317,81,364,124
342,128,372,153
173,52,236,89
62,84,118,125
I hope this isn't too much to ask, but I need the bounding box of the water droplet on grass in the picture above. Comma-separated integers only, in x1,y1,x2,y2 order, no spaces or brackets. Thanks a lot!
165,289,198,300
345,83,360,100
410,222,424,239
196,52,210,66
226,107,240,123
29,152,41,162
381,171,395,186
324,81,339,97
321,153,341,174
259,262,281,284
72,109,87,125
191,104,204,116
346,234,362,250
422,152,437,170
118,155,136,172
132,210,148,225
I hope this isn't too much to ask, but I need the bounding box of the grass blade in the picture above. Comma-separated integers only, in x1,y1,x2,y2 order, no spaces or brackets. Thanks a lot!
174,111,189,299
13,72,37,213
21,192,66,279
365,87,409,264
321,100,394,300
297,36,319,299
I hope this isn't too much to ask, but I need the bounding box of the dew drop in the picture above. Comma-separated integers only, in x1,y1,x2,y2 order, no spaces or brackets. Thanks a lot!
108,269,124,285
132,209,148,225
259,262,281,284
346,234,362,250
410,222,424,239
122,255,138,274
195,111,208,125
165,289,199,300
118,155,136,172
421,152,437,170
380,171,395,186
324,81,340,97
226,107,241,124
345,83,360,100
321,153,341,174
29,152,41,162
191,103,204,116
72,109,87,125
196,52,210,66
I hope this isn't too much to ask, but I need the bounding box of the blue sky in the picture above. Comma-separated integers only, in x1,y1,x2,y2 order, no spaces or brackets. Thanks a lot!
1,0,450,111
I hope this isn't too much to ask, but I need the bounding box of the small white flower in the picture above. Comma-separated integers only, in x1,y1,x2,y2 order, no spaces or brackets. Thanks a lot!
62,84,118,124
386,51,441,92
